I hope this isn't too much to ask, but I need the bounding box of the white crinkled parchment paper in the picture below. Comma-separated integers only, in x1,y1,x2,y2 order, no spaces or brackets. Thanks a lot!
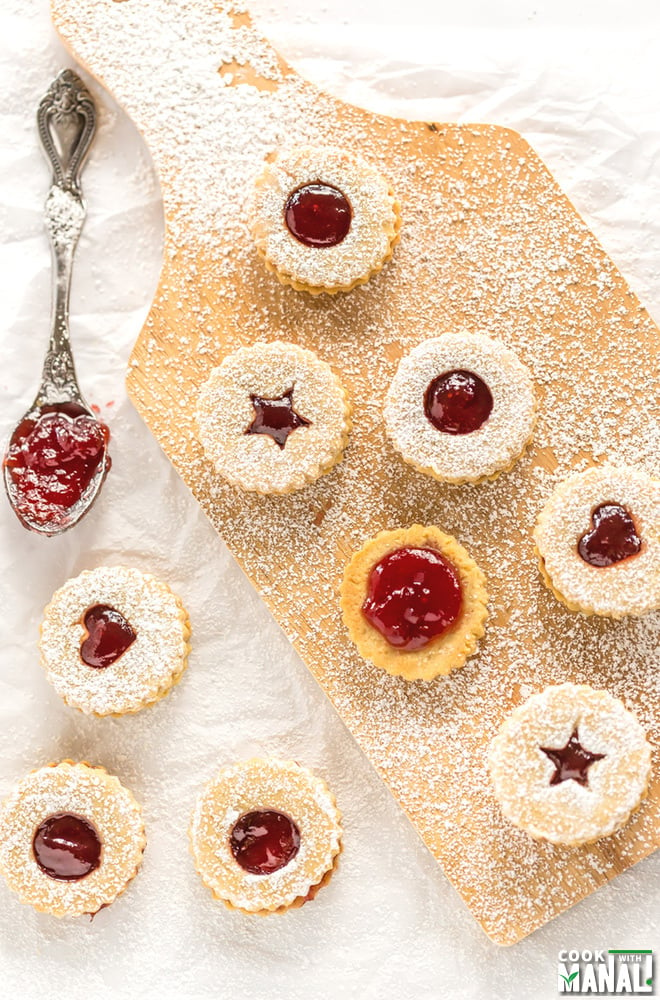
0,1,659,998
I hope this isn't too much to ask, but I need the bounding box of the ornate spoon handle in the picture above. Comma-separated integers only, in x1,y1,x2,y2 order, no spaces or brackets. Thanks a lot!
36,69,96,404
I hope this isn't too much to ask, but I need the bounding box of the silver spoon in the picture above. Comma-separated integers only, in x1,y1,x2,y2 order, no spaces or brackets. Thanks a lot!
3,69,111,536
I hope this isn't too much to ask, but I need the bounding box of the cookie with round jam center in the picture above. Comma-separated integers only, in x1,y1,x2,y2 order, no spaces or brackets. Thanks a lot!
284,182,352,248
32,812,102,881
229,809,301,875
423,369,493,435
362,546,462,650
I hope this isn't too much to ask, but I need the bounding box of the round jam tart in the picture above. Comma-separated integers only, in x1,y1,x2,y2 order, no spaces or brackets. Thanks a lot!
383,333,536,484
189,759,342,914
533,465,660,617
340,525,488,680
488,684,652,846
249,146,400,295
0,761,145,917
39,566,191,716
195,341,351,494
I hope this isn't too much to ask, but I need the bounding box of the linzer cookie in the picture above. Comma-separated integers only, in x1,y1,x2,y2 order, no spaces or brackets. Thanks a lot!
189,758,342,914
489,684,652,846
341,525,488,680
384,334,536,484
0,761,145,917
39,566,190,716
534,465,660,617
195,340,351,494
249,146,400,294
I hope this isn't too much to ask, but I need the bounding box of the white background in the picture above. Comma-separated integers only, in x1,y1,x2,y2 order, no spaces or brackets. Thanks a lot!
1,1,659,998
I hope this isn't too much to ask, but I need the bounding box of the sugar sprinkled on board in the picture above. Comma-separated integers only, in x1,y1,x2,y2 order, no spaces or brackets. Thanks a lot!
51,0,660,944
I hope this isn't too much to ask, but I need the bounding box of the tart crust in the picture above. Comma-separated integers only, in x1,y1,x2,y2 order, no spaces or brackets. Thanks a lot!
383,333,537,484
249,145,401,295
39,566,191,717
0,761,146,917
533,465,660,617
488,684,652,847
340,525,488,681
189,758,342,914
195,340,351,494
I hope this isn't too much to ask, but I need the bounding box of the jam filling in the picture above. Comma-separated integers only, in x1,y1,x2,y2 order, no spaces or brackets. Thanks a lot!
577,502,642,568
229,809,301,875
3,402,110,529
80,604,137,670
423,369,493,435
540,729,606,787
33,812,102,881
284,182,352,248
362,546,462,651
245,388,311,450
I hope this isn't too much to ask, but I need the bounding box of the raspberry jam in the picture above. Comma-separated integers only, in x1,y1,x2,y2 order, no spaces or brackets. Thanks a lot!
577,502,642,567
229,810,301,875
32,813,102,881
362,546,462,650
245,388,311,450
284,183,352,248
3,402,110,531
424,369,493,435
80,605,137,670
540,729,606,787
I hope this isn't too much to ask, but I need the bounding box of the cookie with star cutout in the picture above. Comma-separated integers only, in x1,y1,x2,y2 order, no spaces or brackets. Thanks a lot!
488,683,652,846
195,341,351,494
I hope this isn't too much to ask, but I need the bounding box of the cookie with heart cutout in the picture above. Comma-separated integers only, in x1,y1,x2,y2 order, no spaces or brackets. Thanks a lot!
533,465,660,617
39,566,190,716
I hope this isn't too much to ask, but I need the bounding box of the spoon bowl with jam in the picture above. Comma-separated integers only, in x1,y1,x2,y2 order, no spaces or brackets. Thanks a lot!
3,71,111,536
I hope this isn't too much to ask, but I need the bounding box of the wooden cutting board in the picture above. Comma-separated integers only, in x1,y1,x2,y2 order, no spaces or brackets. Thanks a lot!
52,0,660,945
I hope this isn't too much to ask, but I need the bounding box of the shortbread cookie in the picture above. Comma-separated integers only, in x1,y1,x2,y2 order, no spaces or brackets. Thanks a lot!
384,333,536,484
489,684,652,846
341,525,488,680
40,566,190,716
196,340,351,493
249,146,400,294
0,761,146,916
534,465,660,617
189,758,342,914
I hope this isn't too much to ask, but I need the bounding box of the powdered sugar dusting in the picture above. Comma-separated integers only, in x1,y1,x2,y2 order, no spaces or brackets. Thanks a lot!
195,340,350,493
489,683,652,846
189,758,342,912
52,0,660,944
534,465,660,617
0,762,145,917
383,333,536,482
250,145,399,292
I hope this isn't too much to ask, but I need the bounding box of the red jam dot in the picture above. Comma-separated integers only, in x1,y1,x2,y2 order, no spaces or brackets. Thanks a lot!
80,604,137,670
229,810,301,875
3,402,110,530
33,813,102,881
540,729,606,787
284,183,352,248
245,388,311,450
423,369,493,435
578,502,642,567
362,546,462,651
